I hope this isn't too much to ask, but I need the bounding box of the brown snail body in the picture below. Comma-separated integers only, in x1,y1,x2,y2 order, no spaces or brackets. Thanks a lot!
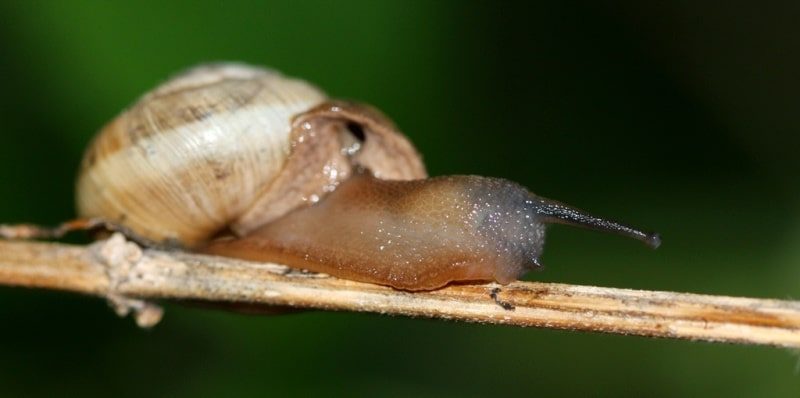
77,63,659,290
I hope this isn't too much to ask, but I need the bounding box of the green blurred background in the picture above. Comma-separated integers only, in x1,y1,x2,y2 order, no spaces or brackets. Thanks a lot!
1,1,799,396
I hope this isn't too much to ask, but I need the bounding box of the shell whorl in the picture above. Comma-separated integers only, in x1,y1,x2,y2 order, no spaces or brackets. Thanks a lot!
76,63,328,246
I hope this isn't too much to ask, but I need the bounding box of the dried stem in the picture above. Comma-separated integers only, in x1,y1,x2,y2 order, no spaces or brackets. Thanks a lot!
0,234,798,347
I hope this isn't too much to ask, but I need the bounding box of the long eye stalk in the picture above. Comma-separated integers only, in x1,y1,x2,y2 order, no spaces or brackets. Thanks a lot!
533,198,661,249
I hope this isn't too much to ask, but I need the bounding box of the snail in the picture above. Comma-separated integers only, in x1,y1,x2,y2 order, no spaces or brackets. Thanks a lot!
70,62,659,291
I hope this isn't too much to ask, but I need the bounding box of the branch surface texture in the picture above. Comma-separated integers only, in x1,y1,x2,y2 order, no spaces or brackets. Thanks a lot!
0,234,798,347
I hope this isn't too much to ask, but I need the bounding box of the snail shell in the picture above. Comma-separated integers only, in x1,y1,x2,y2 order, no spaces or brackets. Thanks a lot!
76,63,426,247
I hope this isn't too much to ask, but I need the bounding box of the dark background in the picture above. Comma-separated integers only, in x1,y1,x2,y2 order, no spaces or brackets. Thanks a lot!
1,1,799,396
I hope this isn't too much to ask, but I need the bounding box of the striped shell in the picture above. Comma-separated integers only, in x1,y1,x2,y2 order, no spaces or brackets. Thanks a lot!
76,63,425,247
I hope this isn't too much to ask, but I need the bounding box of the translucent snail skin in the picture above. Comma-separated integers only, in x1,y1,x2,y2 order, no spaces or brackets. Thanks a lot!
76,63,660,291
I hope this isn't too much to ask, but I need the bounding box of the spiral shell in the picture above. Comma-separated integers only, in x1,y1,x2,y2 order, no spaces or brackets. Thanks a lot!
76,63,425,247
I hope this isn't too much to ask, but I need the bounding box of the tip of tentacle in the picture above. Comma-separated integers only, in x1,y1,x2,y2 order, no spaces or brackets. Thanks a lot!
644,232,661,249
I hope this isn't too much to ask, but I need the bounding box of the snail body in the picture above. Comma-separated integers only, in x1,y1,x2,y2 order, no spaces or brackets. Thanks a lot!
77,63,659,290
206,174,547,290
